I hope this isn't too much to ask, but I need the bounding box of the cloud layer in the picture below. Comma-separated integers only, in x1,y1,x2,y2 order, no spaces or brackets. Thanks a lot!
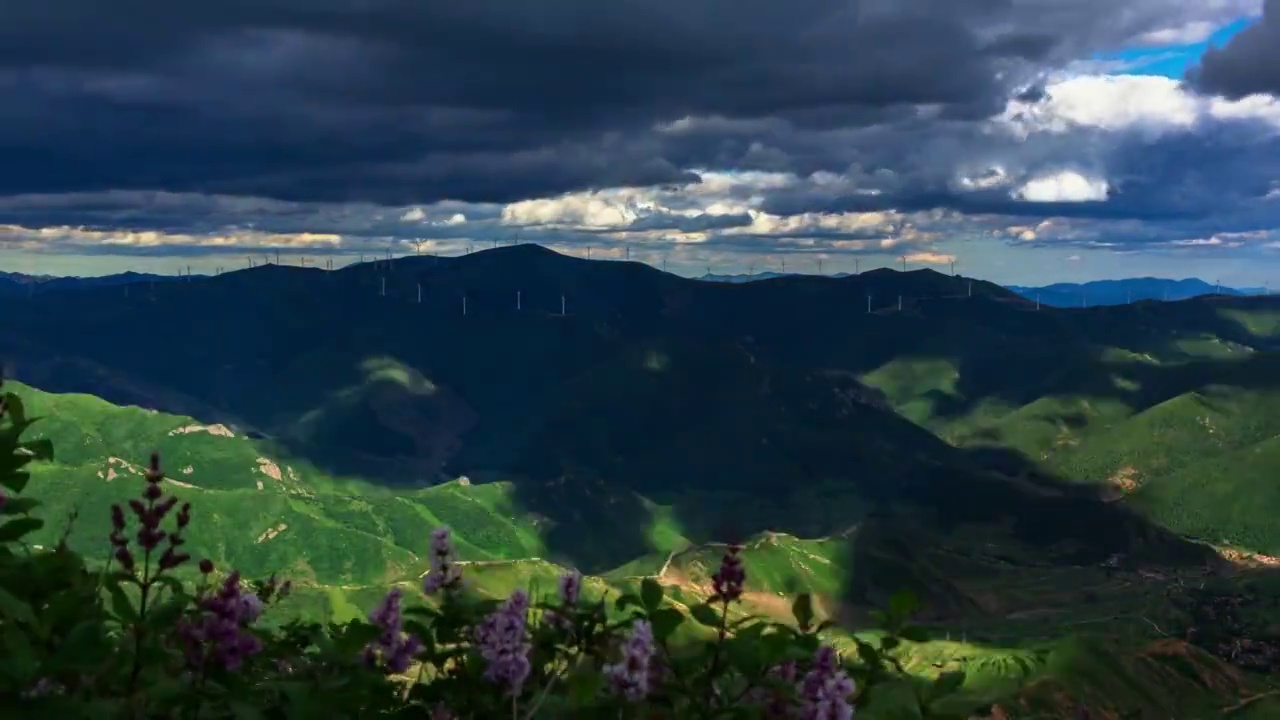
0,1,1277,275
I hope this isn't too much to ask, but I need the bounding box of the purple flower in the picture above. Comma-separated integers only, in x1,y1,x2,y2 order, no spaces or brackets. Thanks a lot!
177,571,266,672
798,646,856,720
423,526,463,594
604,620,655,701
109,453,192,578
558,570,582,606
363,588,423,675
711,543,746,603
474,590,532,696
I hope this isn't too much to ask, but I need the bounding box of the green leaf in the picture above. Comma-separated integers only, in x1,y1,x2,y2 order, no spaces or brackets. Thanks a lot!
854,639,881,668
898,625,930,643
689,603,723,628
50,621,113,671
107,582,138,624
18,438,53,462
0,586,36,625
930,670,966,700
144,596,189,630
640,577,664,612
0,470,29,494
2,394,27,426
0,516,41,543
791,593,815,631
0,625,37,684
613,593,642,611
0,497,37,515
566,667,604,706
648,607,685,642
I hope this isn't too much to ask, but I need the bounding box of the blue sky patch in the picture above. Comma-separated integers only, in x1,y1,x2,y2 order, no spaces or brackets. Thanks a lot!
1096,17,1254,78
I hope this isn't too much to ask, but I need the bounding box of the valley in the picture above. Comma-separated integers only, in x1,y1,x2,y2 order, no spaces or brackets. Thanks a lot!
4,245,1280,717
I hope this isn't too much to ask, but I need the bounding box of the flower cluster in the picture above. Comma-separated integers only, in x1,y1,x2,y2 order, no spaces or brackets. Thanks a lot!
474,589,533,695
711,542,746,603
108,453,192,575
544,569,583,631
363,588,423,675
604,619,655,701
422,526,463,595
177,568,266,672
798,646,856,720
558,569,582,606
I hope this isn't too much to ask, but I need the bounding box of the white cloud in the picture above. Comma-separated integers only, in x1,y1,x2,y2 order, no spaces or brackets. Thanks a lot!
903,251,956,265
996,74,1280,139
1131,21,1219,46
1013,171,1110,202
0,224,344,250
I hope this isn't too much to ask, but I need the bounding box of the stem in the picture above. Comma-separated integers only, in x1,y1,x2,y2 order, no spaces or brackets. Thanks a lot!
125,498,158,695
521,660,568,720
701,597,732,715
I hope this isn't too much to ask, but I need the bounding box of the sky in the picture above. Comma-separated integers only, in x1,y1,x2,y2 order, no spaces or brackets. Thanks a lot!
1,1,1279,285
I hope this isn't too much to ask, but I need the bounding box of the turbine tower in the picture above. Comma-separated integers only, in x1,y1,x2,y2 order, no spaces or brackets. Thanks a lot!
899,255,906,272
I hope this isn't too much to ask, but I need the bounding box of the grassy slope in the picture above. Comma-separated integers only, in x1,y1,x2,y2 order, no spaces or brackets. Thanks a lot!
12,378,1277,716
859,305,1280,555
14,380,567,585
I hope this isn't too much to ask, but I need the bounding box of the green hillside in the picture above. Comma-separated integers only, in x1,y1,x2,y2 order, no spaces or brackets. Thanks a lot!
5,247,1280,716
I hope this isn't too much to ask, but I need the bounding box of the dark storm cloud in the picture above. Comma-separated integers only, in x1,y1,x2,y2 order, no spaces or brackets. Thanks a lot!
1189,2,1280,98
0,0,1225,204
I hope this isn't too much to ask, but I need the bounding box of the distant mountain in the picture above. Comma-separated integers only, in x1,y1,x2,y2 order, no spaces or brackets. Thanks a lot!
700,270,857,283
1006,277,1264,307
0,269,202,295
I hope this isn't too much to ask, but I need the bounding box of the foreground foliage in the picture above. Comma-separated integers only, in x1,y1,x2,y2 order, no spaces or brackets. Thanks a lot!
0,378,982,719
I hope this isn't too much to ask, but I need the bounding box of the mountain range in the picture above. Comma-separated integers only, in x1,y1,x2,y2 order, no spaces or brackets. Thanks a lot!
4,244,1280,716
1006,277,1268,307
697,270,1267,305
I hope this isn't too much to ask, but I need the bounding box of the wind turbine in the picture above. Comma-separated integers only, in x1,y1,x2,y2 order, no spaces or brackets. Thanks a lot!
817,258,824,275
899,255,907,272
